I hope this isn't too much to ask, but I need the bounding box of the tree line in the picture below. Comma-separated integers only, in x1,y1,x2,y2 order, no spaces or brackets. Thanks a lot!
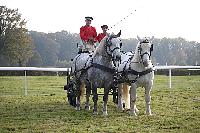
0,6,199,67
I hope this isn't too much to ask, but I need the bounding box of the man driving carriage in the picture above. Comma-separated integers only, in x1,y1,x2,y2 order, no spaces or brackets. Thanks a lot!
80,16,97,52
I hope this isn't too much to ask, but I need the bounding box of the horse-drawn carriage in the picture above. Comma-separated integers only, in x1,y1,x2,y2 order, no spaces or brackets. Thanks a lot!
64,32,155,116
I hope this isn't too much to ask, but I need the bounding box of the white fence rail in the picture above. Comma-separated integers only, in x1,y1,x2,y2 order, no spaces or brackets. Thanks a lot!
0,66,200,95
0,67,71,95
0,67,71,72
155,66,200,89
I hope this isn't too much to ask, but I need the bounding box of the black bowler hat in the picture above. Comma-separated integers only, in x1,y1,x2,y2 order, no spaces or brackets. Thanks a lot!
101,25,108,29
85,16,93,21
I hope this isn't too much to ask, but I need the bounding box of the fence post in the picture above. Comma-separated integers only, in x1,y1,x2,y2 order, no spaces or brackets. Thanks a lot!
169,69,172,89
24,70,28,95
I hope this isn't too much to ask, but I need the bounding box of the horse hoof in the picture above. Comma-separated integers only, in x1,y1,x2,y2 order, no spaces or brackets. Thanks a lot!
103,111,108,116
75,106,81,111
129,111,137,116
147,113,153,116
93,111,98,115
146,111,152,116
135,108,139,113
85,106,90,111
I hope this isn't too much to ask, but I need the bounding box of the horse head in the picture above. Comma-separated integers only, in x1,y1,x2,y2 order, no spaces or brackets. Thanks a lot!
104,31,122,66
136,35,154,67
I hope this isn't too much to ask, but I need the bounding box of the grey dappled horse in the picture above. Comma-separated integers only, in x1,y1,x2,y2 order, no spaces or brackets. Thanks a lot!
117,36,154,116
71,32,122,115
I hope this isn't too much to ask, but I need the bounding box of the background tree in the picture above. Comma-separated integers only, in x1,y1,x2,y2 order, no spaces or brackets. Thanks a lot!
48,31,79,62
27,51,43,67
0,6,33,66
29,31,199,67
30,31,60,66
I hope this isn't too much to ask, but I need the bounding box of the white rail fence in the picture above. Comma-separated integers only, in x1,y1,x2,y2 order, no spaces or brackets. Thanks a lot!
0,67,71,95
0,66,200,95
155,66,200,89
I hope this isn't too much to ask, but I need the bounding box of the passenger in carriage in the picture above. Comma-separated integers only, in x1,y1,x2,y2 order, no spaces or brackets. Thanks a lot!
96,25,109,43
80,16,97,52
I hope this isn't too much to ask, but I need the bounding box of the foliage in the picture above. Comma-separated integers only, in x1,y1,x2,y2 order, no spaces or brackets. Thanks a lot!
0,75,199,132
27,51,43,67
26,30,79,67
0,6,26,38
56,60,72,68
30,31,60,66
0,6,33,66
30,32,200,67
3,28,33,66
48,31,79,62
152,37,199,65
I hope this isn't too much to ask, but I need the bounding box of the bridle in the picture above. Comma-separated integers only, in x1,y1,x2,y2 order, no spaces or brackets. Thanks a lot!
105,36,121,57
105,36,122,67
138,39,153,64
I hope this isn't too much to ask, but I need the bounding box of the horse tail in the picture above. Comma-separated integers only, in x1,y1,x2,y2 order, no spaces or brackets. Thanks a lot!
122,83,130,109
80,81,85,97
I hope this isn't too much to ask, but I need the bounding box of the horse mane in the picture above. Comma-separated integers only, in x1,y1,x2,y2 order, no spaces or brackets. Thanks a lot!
132,40,145,62
92,34,118,57
133,42,140,56
92,36,107,56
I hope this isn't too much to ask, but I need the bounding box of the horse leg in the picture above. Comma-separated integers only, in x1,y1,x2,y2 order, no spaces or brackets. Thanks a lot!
92,84,98,115
122,83,130,110
75,80,81,110
145,83,152,115
85,79,91,110
124,83,139,112
130,83,137,116
112,85,117,104
102,86,110,116
117,83,124,111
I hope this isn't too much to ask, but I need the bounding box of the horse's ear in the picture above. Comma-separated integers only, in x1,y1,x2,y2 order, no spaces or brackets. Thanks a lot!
149,36,154,42
137,35,142,42
116,30,121,37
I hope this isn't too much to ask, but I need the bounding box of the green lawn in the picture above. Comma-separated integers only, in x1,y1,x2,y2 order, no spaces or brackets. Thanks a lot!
0,75,199,132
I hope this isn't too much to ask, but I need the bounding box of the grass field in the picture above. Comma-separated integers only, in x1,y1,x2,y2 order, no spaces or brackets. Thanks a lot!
0,75,200,132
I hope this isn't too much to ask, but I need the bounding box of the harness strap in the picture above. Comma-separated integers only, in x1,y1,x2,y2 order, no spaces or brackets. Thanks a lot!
91,63,116,73
114,78,138,84
126,68,153,76
78,51,90,54
110,47,120,53
116,68,154,84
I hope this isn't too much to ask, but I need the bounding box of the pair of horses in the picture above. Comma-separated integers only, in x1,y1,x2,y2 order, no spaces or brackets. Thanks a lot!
69,32,154,116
